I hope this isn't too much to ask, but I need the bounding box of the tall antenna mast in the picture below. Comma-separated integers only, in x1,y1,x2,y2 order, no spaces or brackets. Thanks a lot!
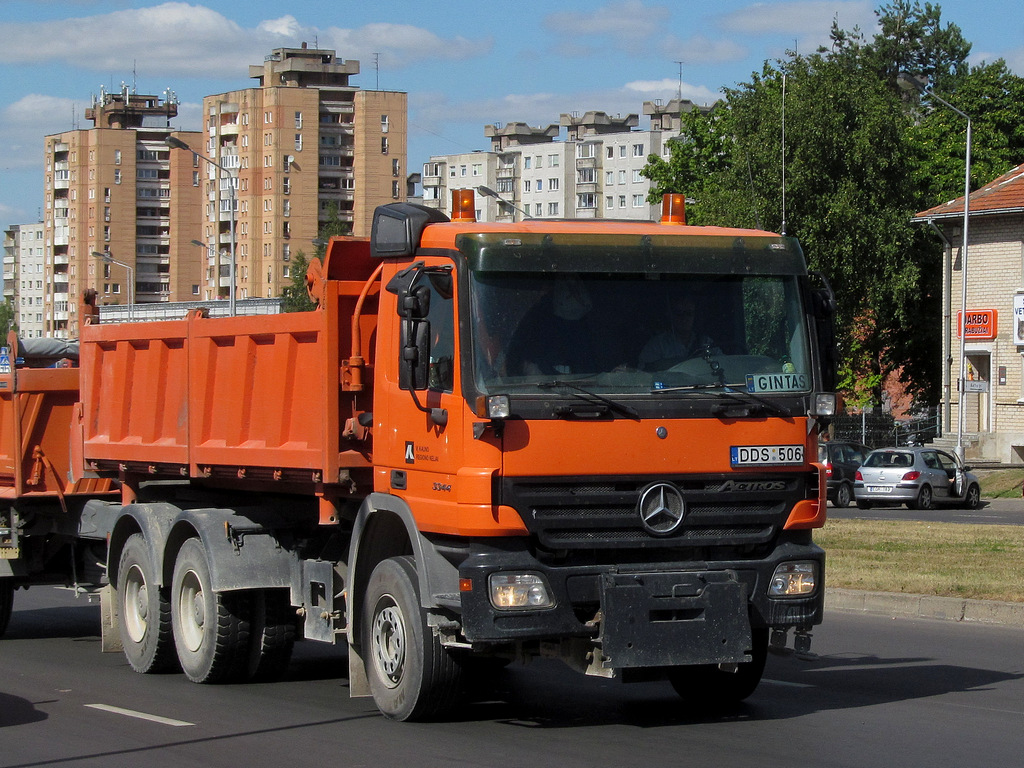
780,73,787,236
374,52,380,90
675,60,684,100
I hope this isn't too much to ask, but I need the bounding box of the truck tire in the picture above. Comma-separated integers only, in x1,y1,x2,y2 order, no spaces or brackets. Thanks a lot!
171,538,252,683
247,588,296,682
0,578,13,638
362,556,463,721
668,627,768,708
116,534,177,673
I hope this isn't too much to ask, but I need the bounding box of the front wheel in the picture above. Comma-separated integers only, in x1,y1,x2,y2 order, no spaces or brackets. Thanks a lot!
668,627,768,708
117,534,177,673
964,483,981,510
171,538,252,684
834,482,852,509
362,556,463,721
0,577,13,638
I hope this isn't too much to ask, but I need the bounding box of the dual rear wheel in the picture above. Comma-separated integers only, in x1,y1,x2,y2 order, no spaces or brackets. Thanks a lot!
116,535,294,684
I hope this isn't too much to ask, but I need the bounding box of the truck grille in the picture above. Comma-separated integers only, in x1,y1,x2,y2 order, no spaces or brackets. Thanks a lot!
503,476,800,550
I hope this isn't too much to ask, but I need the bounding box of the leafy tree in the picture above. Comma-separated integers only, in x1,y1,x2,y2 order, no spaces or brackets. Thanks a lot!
0,299,16,338
640,1,1024,407
281,202,351,312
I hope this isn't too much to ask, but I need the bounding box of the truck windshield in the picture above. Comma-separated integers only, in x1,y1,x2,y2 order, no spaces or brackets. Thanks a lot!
469,272,812,396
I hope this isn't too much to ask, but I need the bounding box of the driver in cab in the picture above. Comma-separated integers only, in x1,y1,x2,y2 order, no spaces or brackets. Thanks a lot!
639,292,719,371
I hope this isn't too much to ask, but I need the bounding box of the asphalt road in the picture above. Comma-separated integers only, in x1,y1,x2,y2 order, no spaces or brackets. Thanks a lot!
3,586,1023,768
829,496,1024,524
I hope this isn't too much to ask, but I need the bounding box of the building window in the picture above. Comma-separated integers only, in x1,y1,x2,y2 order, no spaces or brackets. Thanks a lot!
619,195,627,208
282,177,290,194
549,178,559,191
282,200,290,217
633,143,644,157
577,144,595,159
524,180,531,193
193,171,200,187
633,194,645,207
577,168,595,183
295,111,303,129
381,137,389,154
605,171,614,185
633,169,644,183
536,179,543,192
472,163,481,177
264,111,273,123
523,203,531,217
393,158,401,176
114,150,121,165
114,170,121,185
381,114,389,133
606,146,614,159
548,202,559,216
392,180,400,199
295,134,303,151
283,244,290,261
577,193,596,209
548,154,559,167
524,157,531,170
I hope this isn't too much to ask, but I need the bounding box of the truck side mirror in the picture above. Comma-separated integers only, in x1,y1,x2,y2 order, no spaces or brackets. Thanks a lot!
385,262,431,319
809,272,838,392
399,318,430,391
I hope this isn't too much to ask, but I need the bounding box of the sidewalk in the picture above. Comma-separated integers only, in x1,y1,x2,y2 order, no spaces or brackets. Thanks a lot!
827,588,1024,629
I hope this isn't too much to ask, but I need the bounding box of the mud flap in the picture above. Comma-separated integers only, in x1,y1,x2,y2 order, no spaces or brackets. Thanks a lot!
600,570,751,669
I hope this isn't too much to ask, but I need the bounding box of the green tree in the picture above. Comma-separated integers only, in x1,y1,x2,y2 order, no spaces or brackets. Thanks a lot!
281,202,352,312
0,299,16,338
640,1,1024,407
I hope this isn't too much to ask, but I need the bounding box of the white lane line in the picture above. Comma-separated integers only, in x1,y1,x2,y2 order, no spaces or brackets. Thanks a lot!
761,678,814,688
85,703,195,727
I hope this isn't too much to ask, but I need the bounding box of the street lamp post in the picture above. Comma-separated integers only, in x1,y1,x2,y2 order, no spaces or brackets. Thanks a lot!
92,250,134,322
476,185,531,222
898,73,973,461
166,136,236,316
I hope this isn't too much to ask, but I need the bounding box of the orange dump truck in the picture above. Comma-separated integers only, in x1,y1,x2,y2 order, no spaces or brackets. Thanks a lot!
0,192,837,720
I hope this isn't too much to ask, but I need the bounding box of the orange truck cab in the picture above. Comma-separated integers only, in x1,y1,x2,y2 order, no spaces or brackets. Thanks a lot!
0,191,837,722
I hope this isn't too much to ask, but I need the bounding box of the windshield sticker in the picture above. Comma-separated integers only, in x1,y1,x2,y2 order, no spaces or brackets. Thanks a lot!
746,373,807,393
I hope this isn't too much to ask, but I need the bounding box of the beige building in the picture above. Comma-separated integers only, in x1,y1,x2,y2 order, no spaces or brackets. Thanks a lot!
43,87,204,337
200,45,407,301
915,162,1024,463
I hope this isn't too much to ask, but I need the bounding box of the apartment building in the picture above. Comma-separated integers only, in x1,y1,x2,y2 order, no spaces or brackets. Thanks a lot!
200,44,407,301
2,222,46,338
422,99,703,221
43,87,204,337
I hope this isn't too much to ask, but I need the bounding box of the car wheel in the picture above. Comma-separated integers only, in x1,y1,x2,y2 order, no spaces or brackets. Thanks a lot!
964,483,981,510
909,484,933,511
835,483,852,509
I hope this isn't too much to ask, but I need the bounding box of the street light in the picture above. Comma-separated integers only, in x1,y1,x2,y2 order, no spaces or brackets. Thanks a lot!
477,185,531,222
92,250,134,322
166,136,236,315
897,72,973,462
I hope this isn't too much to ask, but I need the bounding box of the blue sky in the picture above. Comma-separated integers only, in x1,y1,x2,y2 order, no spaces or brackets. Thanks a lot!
1,0,1020,226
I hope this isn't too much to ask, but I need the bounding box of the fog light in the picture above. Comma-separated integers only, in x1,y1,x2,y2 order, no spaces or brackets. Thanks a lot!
488,572,553,610
811,393,837,417
769,562,817,597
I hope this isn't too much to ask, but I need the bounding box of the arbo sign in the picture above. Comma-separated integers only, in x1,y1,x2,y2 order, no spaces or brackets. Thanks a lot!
957,309,997,339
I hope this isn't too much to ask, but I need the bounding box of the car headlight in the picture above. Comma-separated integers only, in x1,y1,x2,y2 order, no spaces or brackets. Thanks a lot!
769,562,818,597
488,572,554,610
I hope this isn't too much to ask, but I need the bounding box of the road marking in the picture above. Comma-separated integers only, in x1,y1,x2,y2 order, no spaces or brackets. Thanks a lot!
85,703,195,727
761,678,814,688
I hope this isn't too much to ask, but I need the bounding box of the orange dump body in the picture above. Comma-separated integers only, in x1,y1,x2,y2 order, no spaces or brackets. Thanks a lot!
78,238,379,497
0,354,115,501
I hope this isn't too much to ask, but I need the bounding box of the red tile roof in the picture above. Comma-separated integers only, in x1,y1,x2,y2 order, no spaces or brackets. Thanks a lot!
915,162,1024,220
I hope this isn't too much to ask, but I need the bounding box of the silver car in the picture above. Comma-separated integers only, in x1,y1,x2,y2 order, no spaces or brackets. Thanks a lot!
854,447,981,510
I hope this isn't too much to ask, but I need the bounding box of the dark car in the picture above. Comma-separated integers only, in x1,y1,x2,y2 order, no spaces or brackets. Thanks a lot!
854,446,981,510
818,441,870,508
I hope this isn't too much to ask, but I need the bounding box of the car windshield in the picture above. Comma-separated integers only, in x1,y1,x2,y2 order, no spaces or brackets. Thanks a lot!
469,272,812,395
864,450,914,468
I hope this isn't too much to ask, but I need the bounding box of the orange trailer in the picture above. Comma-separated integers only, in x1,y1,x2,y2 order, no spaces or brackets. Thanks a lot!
0,192,837,721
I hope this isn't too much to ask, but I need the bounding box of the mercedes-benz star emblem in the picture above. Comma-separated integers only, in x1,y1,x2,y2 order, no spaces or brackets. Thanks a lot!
638,482,686,536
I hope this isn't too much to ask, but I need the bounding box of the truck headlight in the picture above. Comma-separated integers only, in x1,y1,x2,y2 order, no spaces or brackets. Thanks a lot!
488,572,554,610
769,562,818,597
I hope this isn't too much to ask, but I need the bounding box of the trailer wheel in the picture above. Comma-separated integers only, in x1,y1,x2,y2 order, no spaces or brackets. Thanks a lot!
362,556,463,721
247,588,296,682
0,577,13,638
171,538,252,683
116,534,177,673
668,627,768,708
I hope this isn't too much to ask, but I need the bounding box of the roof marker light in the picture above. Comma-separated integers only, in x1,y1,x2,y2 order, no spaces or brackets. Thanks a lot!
660,193,686,225
451,189,477,222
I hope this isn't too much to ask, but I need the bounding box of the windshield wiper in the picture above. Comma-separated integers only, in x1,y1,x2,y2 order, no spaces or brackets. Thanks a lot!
537,380,640,419
712,386,790,418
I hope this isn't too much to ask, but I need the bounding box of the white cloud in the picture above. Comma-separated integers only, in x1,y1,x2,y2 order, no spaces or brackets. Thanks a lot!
719,2,876,50
624,79,721,104
1,95,79,169
0,3,491,78
545,1,670,50
658,35,748,65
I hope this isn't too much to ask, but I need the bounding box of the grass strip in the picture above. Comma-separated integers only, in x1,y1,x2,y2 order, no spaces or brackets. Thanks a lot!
817,518,1024,603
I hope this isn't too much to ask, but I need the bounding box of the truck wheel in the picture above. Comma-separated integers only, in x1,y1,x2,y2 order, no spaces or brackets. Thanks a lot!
0,578,13,638
668,627,768,708
171,538,252,683
247,588,296,682
117,534,177,673
834,482,852,509
362,556,463,721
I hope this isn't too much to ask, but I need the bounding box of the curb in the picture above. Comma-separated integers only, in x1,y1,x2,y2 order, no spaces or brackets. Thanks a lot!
826,588,1024,629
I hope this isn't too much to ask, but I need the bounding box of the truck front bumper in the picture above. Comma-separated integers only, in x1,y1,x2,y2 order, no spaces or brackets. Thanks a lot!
457,538,824,669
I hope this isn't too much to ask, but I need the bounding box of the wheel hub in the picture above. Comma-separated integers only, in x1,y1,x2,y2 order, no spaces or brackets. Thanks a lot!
371,601,406,687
